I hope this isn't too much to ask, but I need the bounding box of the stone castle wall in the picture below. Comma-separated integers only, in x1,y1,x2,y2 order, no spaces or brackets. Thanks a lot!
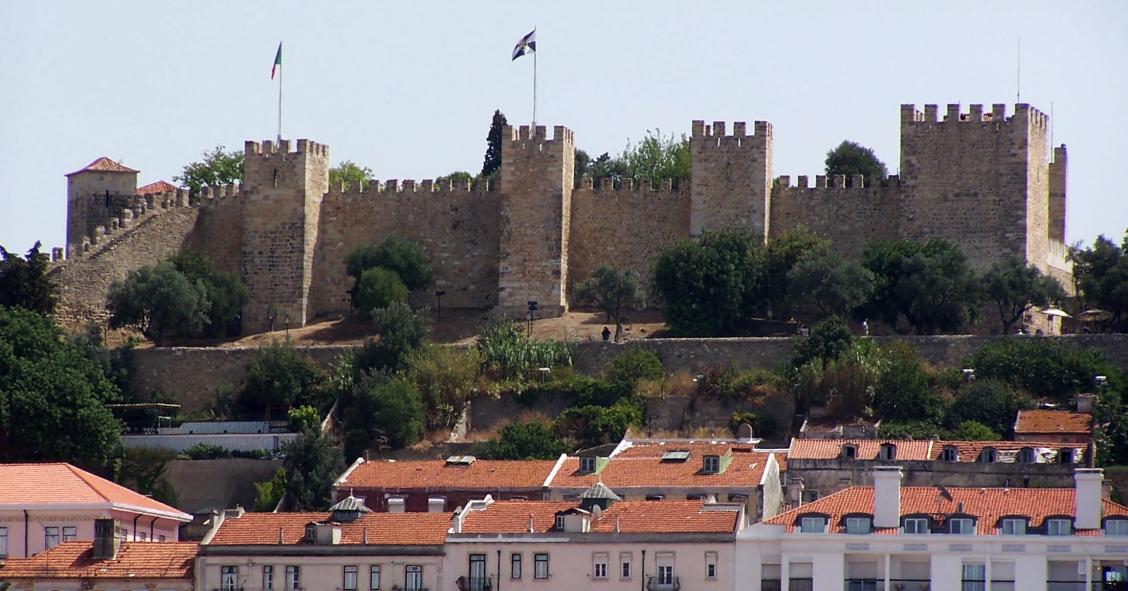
770,176,902,259
689,120,772,241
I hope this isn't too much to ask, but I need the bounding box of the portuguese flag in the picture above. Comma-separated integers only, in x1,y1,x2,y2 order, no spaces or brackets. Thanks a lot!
271,42,282,80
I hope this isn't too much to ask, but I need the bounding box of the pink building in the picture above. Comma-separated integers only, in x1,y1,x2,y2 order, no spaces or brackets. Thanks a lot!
0,463,191,559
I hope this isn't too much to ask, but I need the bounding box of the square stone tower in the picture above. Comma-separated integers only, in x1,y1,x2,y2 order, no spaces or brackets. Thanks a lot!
240,139,329,333
689,120,773,243
64,157,139,253
498,124,575,317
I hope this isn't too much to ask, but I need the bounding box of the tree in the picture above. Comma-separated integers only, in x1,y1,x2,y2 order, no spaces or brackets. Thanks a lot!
787,249,874,317
407,345,480,431
825,140,888,185
757,232,829,317
0,306,121,469
620,129,691,186
174,145,243,194
606,348,664,386
481,421,567,460
573,266,645,342
115,448,177,506
170,249,248,338
329,161,374,189
481,110,507,178
287,405,321,433
652,231,757,336
945,380,1032,437
556,400,643,449
346,237,433,306
282,430,345,511
982,256,1067,334
863,239,980,334
1070,233,1128,332
0,242,56,315
344,374,425,454
107,262,210,345
237,341,330,420
353,302,430,375
968,338,1120,400
951,420,1001,441
574,150,628,185
871,342,946,423
353,268,409,320
253,468,287,511
792,316,854,366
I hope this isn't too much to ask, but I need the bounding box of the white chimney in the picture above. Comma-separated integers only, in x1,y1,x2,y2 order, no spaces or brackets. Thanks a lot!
1074,468,1103,530
872,466,903,529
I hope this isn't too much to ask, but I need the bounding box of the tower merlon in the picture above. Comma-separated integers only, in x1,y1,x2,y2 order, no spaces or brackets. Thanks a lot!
901,103,1043,126
691,120,771,139
506,124,573,144
244,138,329,157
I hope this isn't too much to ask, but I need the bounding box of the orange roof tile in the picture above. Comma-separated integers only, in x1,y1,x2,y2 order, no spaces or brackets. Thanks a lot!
0,463,191,521
136,180,180,195
459,500,739,535
0,542,197,579
65,157,139,176
764,486,1128,535
1015,410,1091,435
339,459,557,490
927,440,1085,462
549,446,774,489
787,439,933,461
207,512,450,546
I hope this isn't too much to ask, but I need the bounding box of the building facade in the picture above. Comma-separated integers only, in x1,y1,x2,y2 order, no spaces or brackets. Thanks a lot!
0,540,197,591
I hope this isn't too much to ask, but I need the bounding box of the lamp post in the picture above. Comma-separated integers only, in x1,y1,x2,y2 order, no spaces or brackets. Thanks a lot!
526,301,538,337
434,290,446,322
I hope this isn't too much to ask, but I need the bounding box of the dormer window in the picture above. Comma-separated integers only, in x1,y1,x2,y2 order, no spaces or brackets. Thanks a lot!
948,518,976,535
1104,518,1128,536
1046,518,1072,536
554,515,566,530
799,516,827,533
1059,448,1075,464
878,443,897,461
1018,447,1036,464
580,457,596,473
841,444,857,460
978,447,997,463
844,516,872,534
999,518,1027,535
703,455,720,473
941,446,959,462
305,523,317,542
902,517,929,534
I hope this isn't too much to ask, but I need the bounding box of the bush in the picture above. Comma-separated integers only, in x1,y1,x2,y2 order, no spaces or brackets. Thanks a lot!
407,345,481,431
354,267,409,320
606,348,664,386
346,236,433,293
556,399,644,449
877,420,945,440
237,341,331,420
354,302,430,375
951,420,1001,441
182,443,229,460
287,405,321,433
253,468,287,511
480,421,568,460
477,319,572,381
968,339,1122,400
792,341,881,418
107,262,210,345
872,342,946,423
344,375,425,451
793,316,853,366
652,231,757,336
729,411,780,439
945,380,1032,437
282,430,345,511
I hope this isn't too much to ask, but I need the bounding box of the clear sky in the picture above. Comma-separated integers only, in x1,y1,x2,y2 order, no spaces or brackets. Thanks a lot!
1,1,1126,254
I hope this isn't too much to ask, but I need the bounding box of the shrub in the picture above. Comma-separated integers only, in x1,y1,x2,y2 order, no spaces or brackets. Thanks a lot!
606,348,664,386
253,468,287,511
354,302,430,375
951,420,1001,441
792,316,853,366
728,411,780,439
872,342,947,423
182,443,229,460
556,399,643,449
282,430,346,511
407,345,481,431
344,375,425,450
287,405,321,433
346,236,433,293
237,341,330,420
477,319,571,381
968,338,1122,400
354,267,409,320
480,421,568,460
877,420,945,440
945,380,1032,437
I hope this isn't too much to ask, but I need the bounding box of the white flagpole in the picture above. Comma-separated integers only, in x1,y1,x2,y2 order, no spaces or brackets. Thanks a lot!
532,34,537,127
277,45,283,142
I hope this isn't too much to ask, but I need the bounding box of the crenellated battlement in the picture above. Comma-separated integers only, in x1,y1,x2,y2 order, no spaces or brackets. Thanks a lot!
690,120,772,148
900,103,1049,128
505,124,574,145
325,176,496,198
773,174,902,191
244,138,329,157
576,177,683,192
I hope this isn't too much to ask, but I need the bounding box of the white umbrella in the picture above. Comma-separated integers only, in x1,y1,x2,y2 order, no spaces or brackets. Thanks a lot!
1042,308,1072,318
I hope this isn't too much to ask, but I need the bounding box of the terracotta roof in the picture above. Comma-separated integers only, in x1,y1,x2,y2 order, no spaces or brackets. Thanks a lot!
136,180,179,195
787,439,932,461
459,500,740,535
1014,410,1092,435
65,157,139,176
927,440,1085,463
0,542,197,579
0,463,191,521
550,445,774,489
339,459,557,490
764,486,1128,535
206,511,450,546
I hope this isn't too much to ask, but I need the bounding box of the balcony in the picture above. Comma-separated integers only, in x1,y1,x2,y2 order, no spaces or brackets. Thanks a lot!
845,580,883,591
889,580,931,591
646,576,680,591
1046,583,1087,591
787,579,813,591
456,575,492,591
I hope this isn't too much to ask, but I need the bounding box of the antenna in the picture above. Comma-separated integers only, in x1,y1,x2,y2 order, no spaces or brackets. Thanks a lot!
1051,101,1055,148
1016,38,1022,104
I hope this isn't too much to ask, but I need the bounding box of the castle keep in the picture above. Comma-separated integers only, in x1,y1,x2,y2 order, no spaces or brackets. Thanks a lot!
51,103,1071,334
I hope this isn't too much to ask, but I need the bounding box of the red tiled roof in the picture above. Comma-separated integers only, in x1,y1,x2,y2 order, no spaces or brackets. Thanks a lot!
207,512,450,546
1015,410,1091,435
65,157,139,176
136,180,180,195
459,500,739,534
339,459,557,490
0,463,191,521
550,445,774,489
927,440,1085,462
0,542,197,579
787,439,932,461
763,486,1128,535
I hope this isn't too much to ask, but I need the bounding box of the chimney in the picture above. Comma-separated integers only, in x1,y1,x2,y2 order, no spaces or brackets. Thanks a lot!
1075,393,1096,414
92,519,120,560
872,466,903,529
1074,468,1103,529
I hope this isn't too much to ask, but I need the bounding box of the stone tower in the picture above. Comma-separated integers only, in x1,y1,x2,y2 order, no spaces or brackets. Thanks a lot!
1049,145,1067,243
240,139,330,333
498,125,575,316
689,120,773,243
64,157,139,253
899,103,1054,271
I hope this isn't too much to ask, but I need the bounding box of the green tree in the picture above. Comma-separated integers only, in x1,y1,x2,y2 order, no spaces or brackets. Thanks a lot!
792,316,854,367
353,302,431,375
871,342,946,423
329,161,374,189
757,232,829,317
237,341,330,420
346,237,433,304
282,430,346,511
481,421,567,460
945,380,1032,437
253,468,287,511
951,420,1001,441
1069,233,1128,332
174,145,243,194
606,348,664,386
556,400,643,449
107,262,210,345
481,110,507,178
344,375,425,453
652,231,757,336
287,405,321,433
573,266,646,342
863,239,980,334
115,448,177,506
968,338,1120,400
435,171,474,187
787,249,874,317
620,129,691,186
170,249,248,338
982,256,1067,334
0,242,57,315
574,150,628,186
825,140,888,185
407,345,480,431
0,307,121,469
354,268,409,320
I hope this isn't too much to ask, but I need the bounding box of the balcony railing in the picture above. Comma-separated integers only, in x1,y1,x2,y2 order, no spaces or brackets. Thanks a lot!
760,580,782,591
646,576,680,591
1046,582,1087,591
456,575,492,591
889,580,931,591
845,579,884,591
788,579,814,591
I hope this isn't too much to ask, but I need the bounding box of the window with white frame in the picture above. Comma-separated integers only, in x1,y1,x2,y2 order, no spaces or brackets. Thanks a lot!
620,553,632,580
534,553,550,579
580,457,596,472
511,553,522,579
369,565,380,590
62,526,76,542
657,564,674,585
902,517,929,534
961,563,986,591
285,565,300,590
799,516,827,533
949,517,976,535
978,448,997,463
1106,518,1128,536
845,516,872,534
0,526,7,558
941,446,959,462
1000,518,1027,535
1046,518,1072,536
138,531,147,541
554,515,565,530
264,565,274,590
44,526,59,549
593,553,609,579
703,455,720,473
344,565,358,591
405,565,422,591
878,443,897,460
1018,447,1036,464
705,552,718,579
221,566,239,591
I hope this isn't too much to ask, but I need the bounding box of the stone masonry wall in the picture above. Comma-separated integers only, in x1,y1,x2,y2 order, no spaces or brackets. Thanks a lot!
690,120,772,242
567,180,690,298
770,176,902,258
1049,146,1068,243
311,179,501,316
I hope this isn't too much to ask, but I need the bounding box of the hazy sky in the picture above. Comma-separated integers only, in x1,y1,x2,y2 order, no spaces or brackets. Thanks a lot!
1,1,1126,254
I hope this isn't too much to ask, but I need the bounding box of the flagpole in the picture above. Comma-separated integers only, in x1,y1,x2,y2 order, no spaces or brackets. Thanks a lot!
277,45,283,142
532,39,537,127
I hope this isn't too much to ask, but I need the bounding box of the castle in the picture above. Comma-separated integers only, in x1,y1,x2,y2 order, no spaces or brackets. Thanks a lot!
51,102,1071,335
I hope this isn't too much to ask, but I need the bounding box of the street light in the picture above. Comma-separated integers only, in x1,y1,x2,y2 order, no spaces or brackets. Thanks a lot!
434,290,447,322
526,301,538,337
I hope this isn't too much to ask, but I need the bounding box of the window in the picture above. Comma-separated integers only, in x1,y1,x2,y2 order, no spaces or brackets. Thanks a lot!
658,565,674,585
62,526,76,542
344,565,358,591
554,515,566,530
1000,518,1027,535
705,552,718,579
387,497,405,513
44,526,59,549
534,553,550,579
1046,518,1072,536
645,494,666,501
469,555,487,591
620,553,632,580
799,516,827,533
427,497,445,513
593,553,609,579
902,517,930,534
405,565,422,591
950,518,975,535
159,535,166,542
728,494,748,503
1059,448,1075,464
221,566,239,591
369,566,380,590
800,490,819,504
941,446,959,462
511,553,522,579
978,448,997,463
1106,519,1128,536
1018,447,1036,464
305,523,317,541
285,565,300,590
580,457,596,472
0,526,6,558
703,455,720,473
961,563,986,591
878,443,897,460
842,444,857,459
845,517,872,534
138,531,147,542
264,565,274,590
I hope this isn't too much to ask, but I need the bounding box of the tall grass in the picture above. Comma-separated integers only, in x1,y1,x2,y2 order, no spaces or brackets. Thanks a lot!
476,320,572,381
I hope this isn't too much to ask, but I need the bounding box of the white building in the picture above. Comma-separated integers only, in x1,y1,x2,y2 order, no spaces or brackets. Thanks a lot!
737,466,1128,591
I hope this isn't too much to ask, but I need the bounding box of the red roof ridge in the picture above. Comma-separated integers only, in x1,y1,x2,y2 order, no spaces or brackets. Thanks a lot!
66,157,139,177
